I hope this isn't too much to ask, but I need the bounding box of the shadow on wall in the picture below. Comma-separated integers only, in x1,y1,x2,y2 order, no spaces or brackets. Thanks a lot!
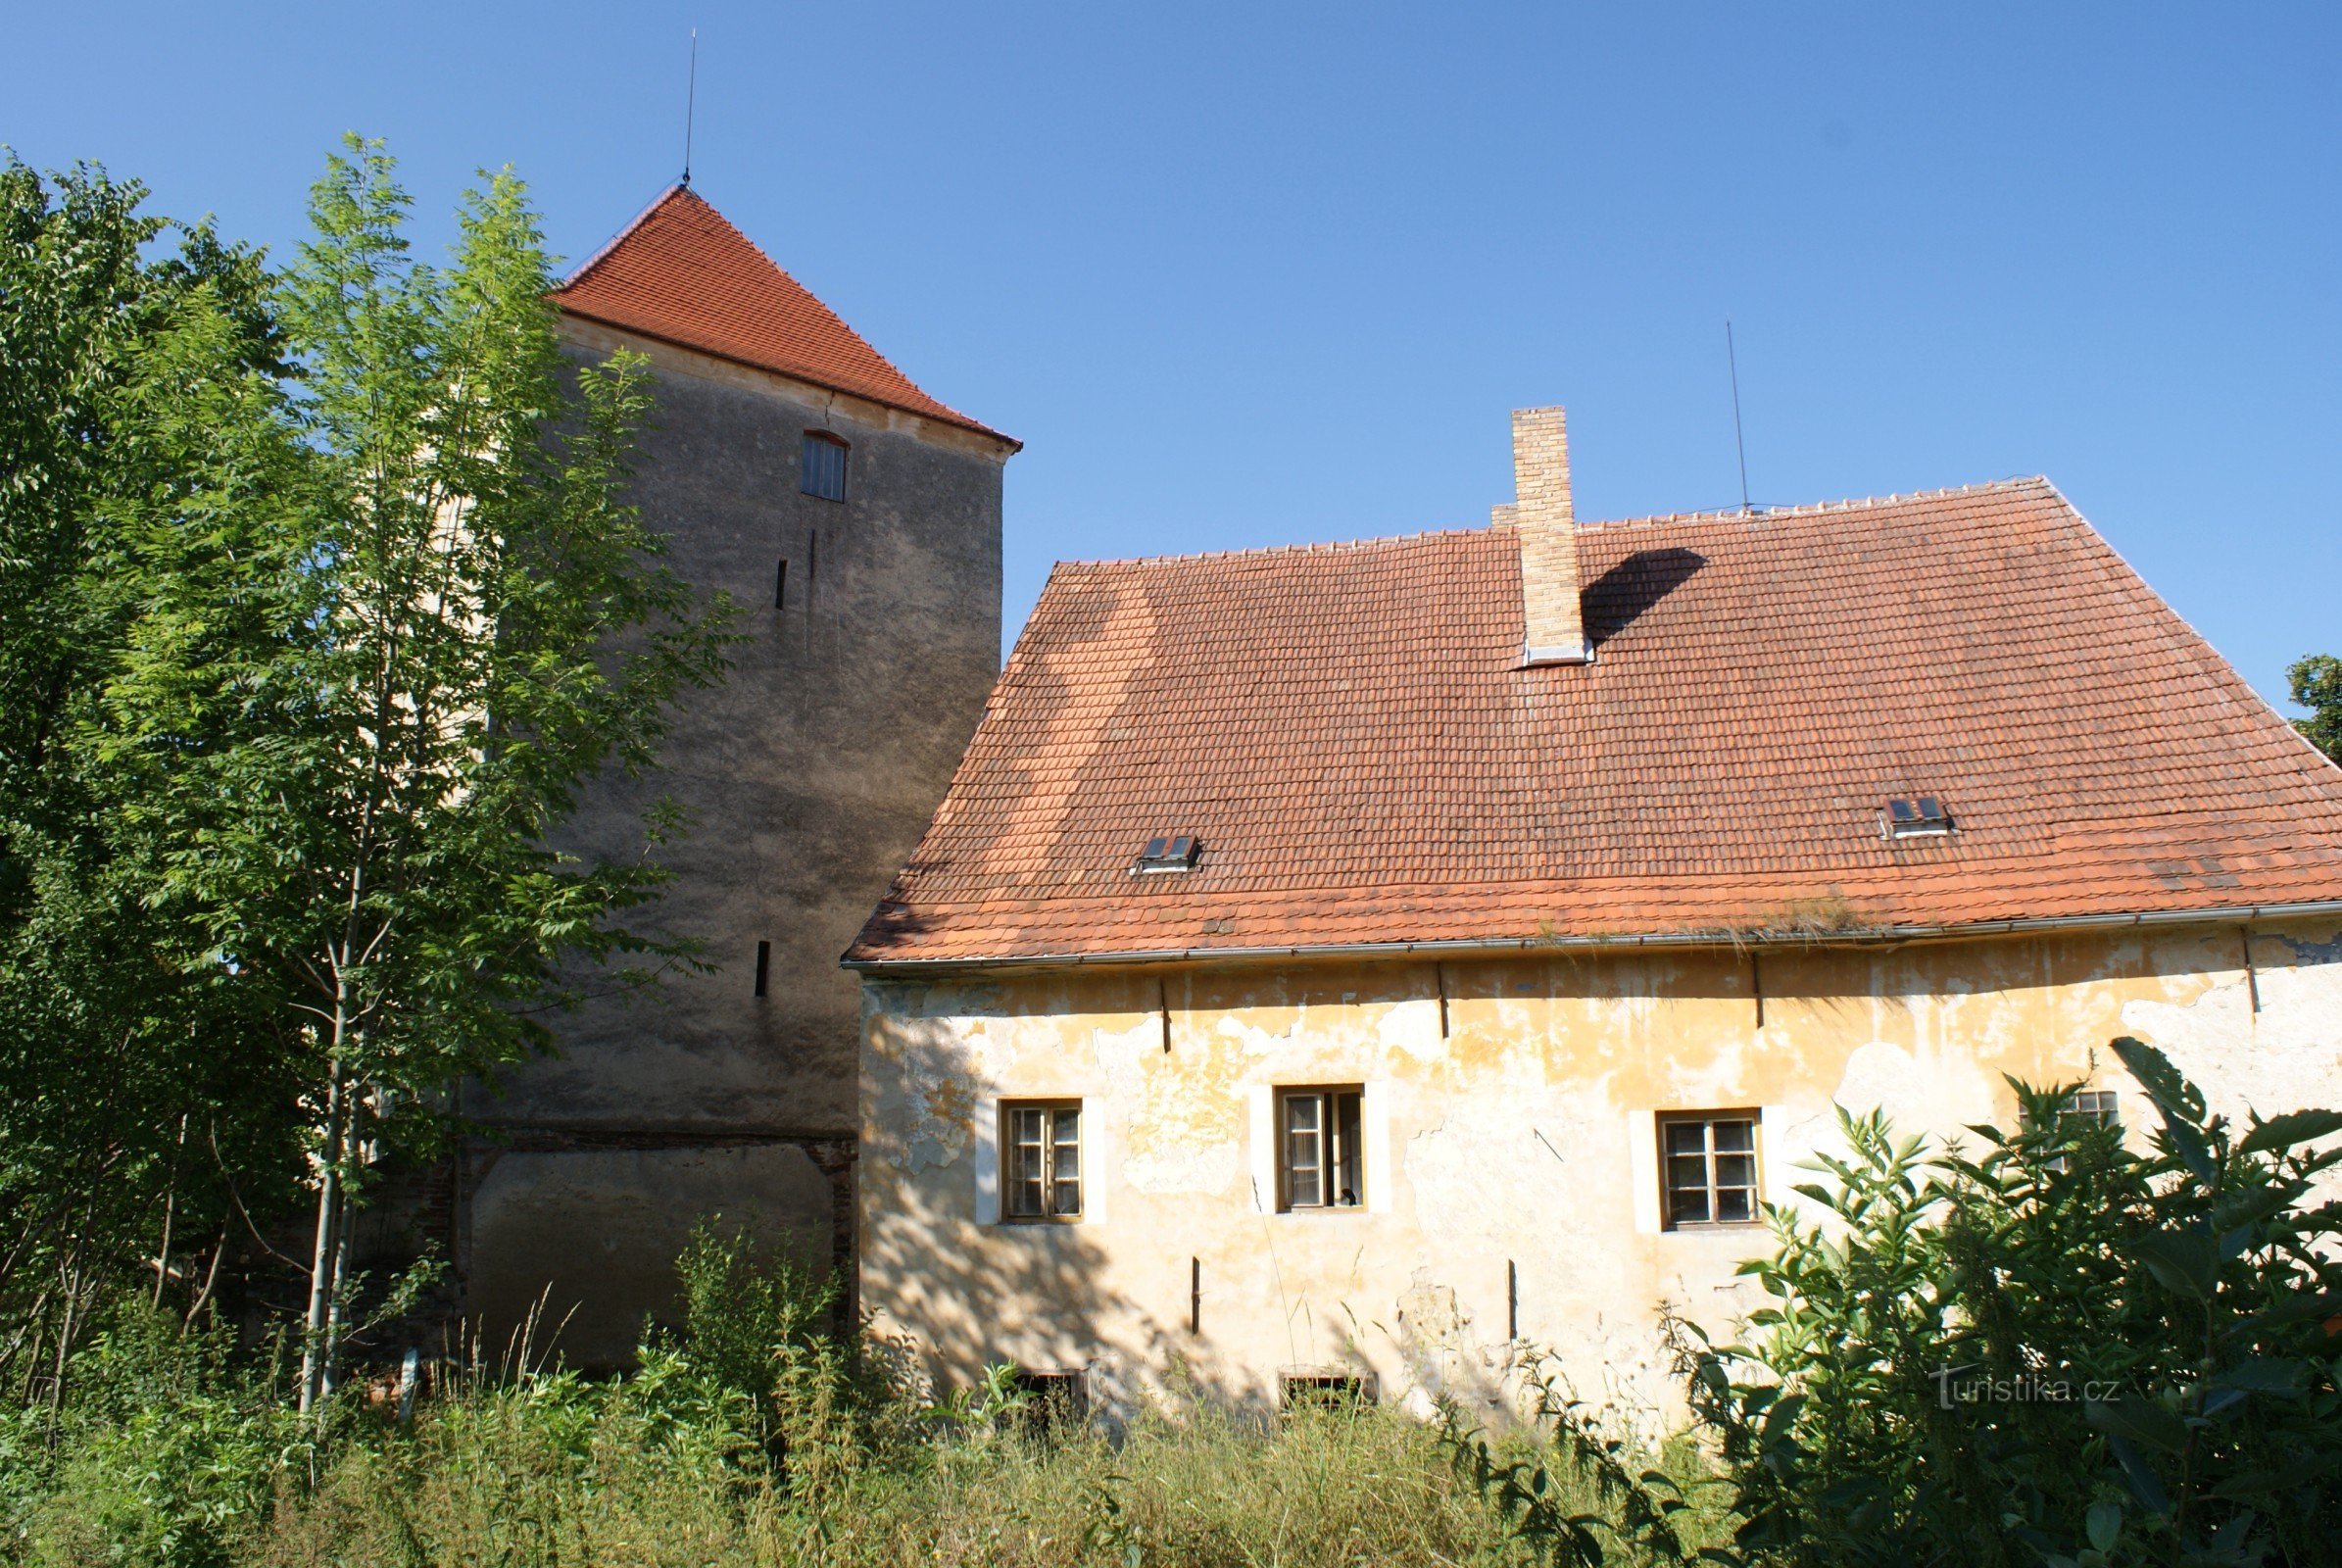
464,1140,846,1371
859,1102,1258,1422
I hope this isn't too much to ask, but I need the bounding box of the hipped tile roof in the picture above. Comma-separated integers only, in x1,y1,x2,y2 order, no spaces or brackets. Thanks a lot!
553,186,1011,444
847,478,2342,967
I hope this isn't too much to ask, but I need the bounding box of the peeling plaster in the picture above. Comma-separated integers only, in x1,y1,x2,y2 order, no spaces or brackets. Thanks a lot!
2272,931,2342,966
860,921,2342,1424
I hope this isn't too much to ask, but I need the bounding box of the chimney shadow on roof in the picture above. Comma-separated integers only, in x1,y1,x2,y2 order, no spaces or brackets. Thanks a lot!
1582,548,1706,648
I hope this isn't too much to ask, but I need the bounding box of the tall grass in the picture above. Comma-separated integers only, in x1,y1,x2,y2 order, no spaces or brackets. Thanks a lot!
247,1396,1546,1568
4,1230,1685,1567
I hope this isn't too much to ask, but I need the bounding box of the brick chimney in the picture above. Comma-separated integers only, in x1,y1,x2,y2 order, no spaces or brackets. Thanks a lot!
1512,406,1589,665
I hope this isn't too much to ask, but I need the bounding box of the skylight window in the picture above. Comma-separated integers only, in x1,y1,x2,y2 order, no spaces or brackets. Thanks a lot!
1131,834,1201,875
1881,797,1953,841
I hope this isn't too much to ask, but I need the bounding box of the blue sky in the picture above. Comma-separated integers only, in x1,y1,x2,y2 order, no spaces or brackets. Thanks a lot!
12,3,2337,710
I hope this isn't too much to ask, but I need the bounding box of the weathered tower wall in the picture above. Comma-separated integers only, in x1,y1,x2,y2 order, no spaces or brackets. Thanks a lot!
461,319,1008,1363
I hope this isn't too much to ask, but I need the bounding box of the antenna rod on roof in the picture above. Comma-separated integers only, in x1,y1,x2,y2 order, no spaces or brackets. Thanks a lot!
681,28,698,187
1727,319,1752,515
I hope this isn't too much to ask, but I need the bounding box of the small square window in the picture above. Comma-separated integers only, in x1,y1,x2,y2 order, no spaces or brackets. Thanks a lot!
801,431,849,502
2062,1089,2120,1128
1001,1101,1082,1221
1278,1087,1364,1212
1658,1110,1762,1229
2036,1088,2121,1172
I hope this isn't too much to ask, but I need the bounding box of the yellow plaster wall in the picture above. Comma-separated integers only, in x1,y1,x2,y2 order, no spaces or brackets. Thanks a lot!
857,921,2342,1426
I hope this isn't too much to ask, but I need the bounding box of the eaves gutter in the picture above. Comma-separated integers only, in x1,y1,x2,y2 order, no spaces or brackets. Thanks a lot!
841,898,2342,978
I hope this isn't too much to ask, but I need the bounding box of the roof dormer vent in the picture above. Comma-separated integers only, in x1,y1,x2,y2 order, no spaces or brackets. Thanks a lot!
1881,797,1953,840
1132,834,1202,875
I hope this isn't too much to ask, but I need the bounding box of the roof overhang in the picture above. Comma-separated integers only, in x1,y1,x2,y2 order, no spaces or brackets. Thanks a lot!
842,898,2342,979
557,304,1025,452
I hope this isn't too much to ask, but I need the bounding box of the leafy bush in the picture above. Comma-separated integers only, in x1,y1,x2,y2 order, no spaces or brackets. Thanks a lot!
6,1306,313,1568
1453,1037,2342,1567
665,1222,916,1503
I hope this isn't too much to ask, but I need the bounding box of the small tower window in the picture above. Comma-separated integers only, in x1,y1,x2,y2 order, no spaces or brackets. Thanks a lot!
801,431,849,502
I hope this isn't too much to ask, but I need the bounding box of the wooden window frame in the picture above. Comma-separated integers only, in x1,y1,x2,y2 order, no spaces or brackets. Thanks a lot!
1000,1100,1083,1223
1657,1109,1763,1231
1276,1085,1365,1214
801,429,850,502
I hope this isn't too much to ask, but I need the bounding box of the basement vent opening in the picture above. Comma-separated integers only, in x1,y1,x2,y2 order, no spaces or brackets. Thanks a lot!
1280,1374,1371,1412
1008,1370,1088,1435
1131,834,1201,875
1881,797,1953,841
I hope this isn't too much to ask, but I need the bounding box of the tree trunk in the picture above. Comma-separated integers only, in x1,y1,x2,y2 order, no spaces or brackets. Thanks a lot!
153,1111,188,1309
317,1186,353,1407
183,1220,227,1332
297,1056,346,1415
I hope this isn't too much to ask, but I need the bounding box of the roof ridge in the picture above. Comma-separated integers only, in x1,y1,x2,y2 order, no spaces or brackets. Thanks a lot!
1055,522,1496,571
1050,475,2057,574
1579,475,2053,533
559,182,687,292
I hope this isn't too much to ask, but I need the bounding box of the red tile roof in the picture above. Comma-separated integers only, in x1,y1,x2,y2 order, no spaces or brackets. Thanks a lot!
847,478,2342,967
553,186,1012,444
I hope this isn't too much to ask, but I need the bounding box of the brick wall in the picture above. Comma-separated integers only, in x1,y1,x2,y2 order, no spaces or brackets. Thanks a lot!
1512,406,1586,662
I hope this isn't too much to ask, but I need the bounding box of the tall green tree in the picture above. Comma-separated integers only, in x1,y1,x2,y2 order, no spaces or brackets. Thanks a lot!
0,156,299,1406
2288,654,2342,764
1,140,732,1413
93,138,734,1409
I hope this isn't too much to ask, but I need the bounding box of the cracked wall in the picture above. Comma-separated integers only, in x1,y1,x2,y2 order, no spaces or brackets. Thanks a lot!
860,919,2342,1425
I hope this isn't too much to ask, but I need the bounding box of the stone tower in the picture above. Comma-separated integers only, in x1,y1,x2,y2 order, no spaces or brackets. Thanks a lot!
457,187,1015,1361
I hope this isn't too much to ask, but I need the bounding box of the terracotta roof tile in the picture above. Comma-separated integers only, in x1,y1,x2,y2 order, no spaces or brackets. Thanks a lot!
553,186,1011,444
847,479,2342,965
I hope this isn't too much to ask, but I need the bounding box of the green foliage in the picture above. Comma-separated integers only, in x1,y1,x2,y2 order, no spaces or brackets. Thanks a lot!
4,1304,313,1568
2289,654,2342,764
0,135,734,1408
0,152,304,1409
114,134,737,1114
12,1242,1550,1567
666,1221,910,1504
1442,1370,1720,1566
248,1389,1540,1568
1460,1039,2342,1568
